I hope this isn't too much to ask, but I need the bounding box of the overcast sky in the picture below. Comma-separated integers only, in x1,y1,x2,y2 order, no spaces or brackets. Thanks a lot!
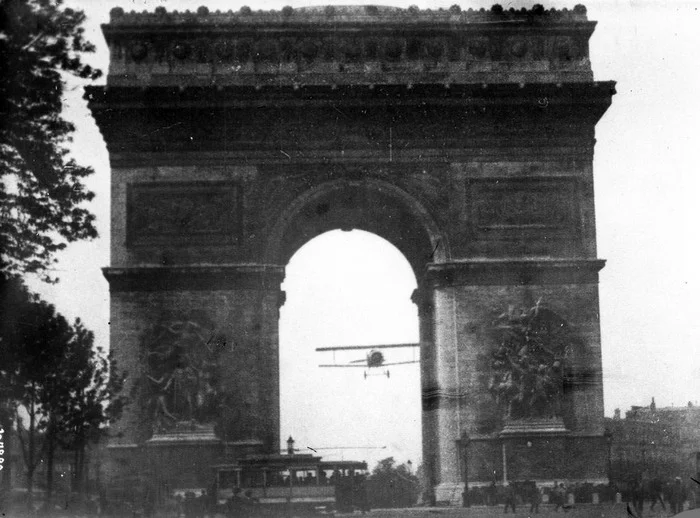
26,0,700,468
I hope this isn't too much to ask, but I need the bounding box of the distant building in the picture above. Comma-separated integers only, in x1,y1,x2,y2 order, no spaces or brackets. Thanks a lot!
605,398,700,482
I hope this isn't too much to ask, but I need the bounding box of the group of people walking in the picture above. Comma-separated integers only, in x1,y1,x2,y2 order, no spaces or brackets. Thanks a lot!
495,476,695,516
627,475,691,515
501,481,571,514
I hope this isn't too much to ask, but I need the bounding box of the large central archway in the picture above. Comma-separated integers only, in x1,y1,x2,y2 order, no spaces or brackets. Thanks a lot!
266,178,445,482
279,229,421,467
264,178,448,276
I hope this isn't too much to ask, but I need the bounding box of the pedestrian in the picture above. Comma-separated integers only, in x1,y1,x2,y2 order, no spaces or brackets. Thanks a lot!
669,477,686,515
488,480,497,506
504,483,517,514
554,483,566,512
174,494,184,518
529,484,542,514
226,487,244,518
184,491,196,518
195,490,208,518
648,477,666,512
630,476,644,516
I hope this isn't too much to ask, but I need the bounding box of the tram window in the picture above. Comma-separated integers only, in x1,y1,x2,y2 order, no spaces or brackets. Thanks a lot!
241,470,264,488
292,469,317,485
265,470,289,487
218,470,238,489
319,469,329,485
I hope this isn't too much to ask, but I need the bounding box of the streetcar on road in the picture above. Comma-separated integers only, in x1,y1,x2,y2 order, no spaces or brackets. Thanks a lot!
213,453,368,515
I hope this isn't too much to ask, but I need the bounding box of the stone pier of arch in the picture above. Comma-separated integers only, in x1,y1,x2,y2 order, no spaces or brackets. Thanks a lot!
87,4,615,503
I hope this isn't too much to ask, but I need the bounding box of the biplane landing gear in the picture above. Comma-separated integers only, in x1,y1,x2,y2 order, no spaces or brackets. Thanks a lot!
363,370,390,379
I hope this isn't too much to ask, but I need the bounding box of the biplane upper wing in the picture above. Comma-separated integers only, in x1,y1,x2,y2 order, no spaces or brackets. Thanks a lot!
315,342,420,352
318,364,368,368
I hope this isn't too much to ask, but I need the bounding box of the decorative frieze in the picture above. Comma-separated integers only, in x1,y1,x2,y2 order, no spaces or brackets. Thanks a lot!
115,32,587,67
103,5,595,86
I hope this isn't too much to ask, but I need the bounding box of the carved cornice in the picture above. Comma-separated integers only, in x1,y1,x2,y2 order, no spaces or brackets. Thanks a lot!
426,258,605,287
85,82,615,157
108,5,590,26
103,264,285,292
499,418,570,437
103,5,597,87
85,82,616,109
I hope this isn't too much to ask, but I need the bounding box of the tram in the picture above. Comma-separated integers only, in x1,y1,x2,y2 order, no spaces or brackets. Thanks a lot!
213,453,368,515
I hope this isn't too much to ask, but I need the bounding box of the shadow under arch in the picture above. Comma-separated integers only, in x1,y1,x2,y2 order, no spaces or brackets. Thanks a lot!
264,178,448,282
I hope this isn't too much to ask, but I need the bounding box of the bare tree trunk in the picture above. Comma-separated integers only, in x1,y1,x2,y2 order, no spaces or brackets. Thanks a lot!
26,396,36,511
77,444,86,497
46,426,55,509
0,412,12,491
72,447,79,494
17,387,43,513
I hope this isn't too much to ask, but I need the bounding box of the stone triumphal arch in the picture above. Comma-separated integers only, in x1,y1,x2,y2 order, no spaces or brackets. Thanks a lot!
88,4,615,501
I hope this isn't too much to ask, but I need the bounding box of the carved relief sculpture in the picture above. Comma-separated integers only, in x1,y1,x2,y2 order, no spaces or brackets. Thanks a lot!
488,301,574,421
140,312,223,433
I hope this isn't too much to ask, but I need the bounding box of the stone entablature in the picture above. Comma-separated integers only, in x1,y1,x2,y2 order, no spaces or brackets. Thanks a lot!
105,4,595,87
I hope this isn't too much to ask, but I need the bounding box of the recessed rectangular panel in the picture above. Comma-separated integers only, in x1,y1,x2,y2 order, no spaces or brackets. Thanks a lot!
127,182,241,246
467,177,579,242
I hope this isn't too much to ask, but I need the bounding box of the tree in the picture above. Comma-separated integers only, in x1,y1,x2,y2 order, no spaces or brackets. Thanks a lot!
366,457,420,509
0,276,35,497
0,0,101,281
50,320,126,497
0,277,74,508
0,277,126,509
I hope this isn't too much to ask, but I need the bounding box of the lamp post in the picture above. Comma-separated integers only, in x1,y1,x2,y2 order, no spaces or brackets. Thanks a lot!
460,431,471,507
604,429,613,483
287,436,295,455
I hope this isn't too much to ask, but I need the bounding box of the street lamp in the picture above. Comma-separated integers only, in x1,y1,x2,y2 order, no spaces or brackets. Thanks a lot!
460,431,471,508
604,429,613,483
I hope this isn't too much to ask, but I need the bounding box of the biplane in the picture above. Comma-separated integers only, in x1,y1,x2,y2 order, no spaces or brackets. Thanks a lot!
316,343,419,379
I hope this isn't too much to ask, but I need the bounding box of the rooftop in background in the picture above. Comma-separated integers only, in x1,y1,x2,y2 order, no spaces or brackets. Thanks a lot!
611,398,700,422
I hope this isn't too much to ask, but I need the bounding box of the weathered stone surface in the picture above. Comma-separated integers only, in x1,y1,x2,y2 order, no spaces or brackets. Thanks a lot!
90,4,614,497
103,5,595,87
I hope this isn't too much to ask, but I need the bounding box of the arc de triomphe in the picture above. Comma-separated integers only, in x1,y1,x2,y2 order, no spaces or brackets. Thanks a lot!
87,4,615,500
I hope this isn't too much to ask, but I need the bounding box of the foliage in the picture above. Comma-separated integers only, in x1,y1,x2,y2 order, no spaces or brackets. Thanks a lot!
488,302,573,419
0,276,126,503
0,0,101,281
0,275,74,503
46,318,126,494
366,457,420,509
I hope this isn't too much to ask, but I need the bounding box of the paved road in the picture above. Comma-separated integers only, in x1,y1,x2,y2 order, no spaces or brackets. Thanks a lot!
5,502,691,517
352,503,682,518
